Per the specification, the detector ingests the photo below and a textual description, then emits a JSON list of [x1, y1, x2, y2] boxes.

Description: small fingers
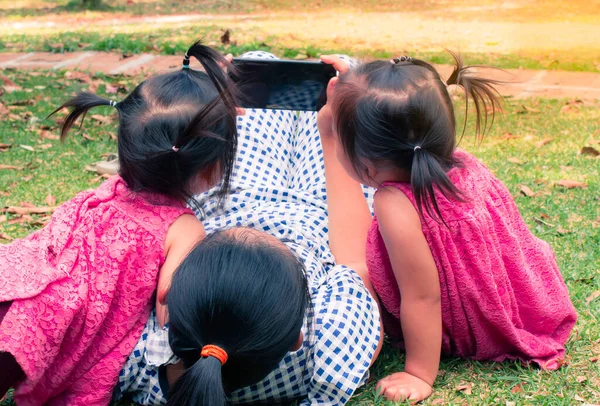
[[320, 54, 350, 74]]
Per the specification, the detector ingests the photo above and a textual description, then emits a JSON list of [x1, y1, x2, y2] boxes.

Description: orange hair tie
[[200, 344, 228, 365]]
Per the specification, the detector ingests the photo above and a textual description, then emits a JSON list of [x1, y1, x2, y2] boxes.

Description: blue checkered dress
[[114, 52, 380, 406]]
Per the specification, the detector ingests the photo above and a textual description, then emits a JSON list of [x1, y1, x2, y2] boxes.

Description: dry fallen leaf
[[90, 114, 112, 125], [535, 137, 553, 148], [40, 130, 60, 140], [520, 105, 540, 114], [39, 143, 53, 150], [46, 193, 56, 206], [0, 215, 6, 223], [105, 84, 118, 94], [430, 399, 444, 405], [502, 132, 519, 140], [0, 164, 23, 170], [508, 157, 525, 165], [0, 232, 12, 241], [19, 202, 36, 208], [520, 185, 536, 197], [587, 291, 600, 304], [455, 383, 472, 395], [20, 144, 35, 152], [82, 133, 96, 141], [576, 376, 587, 383], [8, 214, 33, 224], [511, 384, 524, 394], [0, 143, 12, 151], [557, 180, 588, 189], [581, 146, 600, 157], [3, 206, 57, 215], [0, 102, 9, 115], [590, 356, 599, 363]]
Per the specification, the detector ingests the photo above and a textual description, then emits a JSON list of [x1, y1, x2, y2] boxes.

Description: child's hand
[[316, 55, 350, 139], [376, 371, 433, 404]]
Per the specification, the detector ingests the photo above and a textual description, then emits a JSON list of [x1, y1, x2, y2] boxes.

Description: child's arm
[[318, 57, 384, 362], [374, 186, 442, 404], [156, 214, 206, 326]]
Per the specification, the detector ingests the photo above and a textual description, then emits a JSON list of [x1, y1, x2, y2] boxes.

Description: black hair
[[332, 51, 503, 222], [166, 229, 310, 406], [50, 40, 239, 205]]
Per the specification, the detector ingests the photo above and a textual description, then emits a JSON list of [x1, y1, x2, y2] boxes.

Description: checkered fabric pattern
[[114, 51, 379, 406]]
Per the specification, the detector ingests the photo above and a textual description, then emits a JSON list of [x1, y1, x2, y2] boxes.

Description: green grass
[[1, 71, 600, 405], [1, 23, 599, 73]]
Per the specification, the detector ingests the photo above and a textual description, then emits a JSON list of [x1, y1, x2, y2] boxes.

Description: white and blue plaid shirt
[[114, 60, 380, 405]]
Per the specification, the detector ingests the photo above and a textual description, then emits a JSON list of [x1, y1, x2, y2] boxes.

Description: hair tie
[[391, 56, 412, 64], [171, 146, 179, 152], [200, 344, 228, 365], [182, 51, 191, 69], [109, 100, 117, 108], [413, 145, 422, 152]]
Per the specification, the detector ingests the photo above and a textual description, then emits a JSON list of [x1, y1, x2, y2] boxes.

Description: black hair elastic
[[182, 52, 190, 69], [391, 56, 413, 64]]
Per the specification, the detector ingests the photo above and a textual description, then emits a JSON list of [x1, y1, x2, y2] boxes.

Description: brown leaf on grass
[[508, 157, 525, 165], [50, 43, 64, 50], [535, 137, 553, 148], [502, 132, 519, 139], [430, 399, 445, 405], [511, 384, 524, 394], [520, 185, 536, 197], [455, 383, 472, 395], [90, 115, 112, 125], [8, 214, 33, 224], [560, 104, 581, 114], [82, 133, 96, 141], [0, 232, 12, 241], [1, 75, 22, 93], [19, 202, 36, 208], [0, 215, 6, 223], [0, 164, 23, 170], [0, 143, 11, 151], [519, 105, 540, 114], [587, 291, 600, 304], [10, 98, 35, 106], [590, 356, 599, 363], [3, 206, 57, 215], [89, 174, 112, 183], [581, 146, 600, 157], [0, 102, 9, 114], [20, 144, 34, 152], [45, 193, 56, 206], [105, 84, 118, 94], [39, 143, 53, 150], [557, 180, 588, 189], [64, 71, 93, 84], [577, 376, 587, 383], [40, 130, 60, 140]]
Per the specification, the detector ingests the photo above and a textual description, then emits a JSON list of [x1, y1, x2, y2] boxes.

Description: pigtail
[[175, 41, 239, 203], [411, 147, 464, 223], [445, 50, 503, 141], [49, 92, 116, 141], [167, 356, 226, 406]]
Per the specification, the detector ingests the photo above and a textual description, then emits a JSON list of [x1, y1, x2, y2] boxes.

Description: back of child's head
[[166, 228, 310, 406], [332, 52, 503, 220], [52, 41, 238, 203]]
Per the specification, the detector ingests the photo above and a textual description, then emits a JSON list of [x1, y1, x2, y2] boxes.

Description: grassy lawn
[[1, 0, 600, 73], [1, 66, 599, 404]]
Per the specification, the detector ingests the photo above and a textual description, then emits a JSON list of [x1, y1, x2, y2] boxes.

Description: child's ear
[[364, 160, 378, 180], [157, 285, 169, 305], [290, 332, 303, 351]]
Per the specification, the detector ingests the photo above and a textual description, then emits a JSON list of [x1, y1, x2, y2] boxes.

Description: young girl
[[320, 52, 578, 403], [114, 51, 383, 406], [0, 42, 240, 405]]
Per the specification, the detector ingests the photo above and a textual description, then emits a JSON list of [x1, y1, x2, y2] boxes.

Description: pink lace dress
[[0, 176, 192, 405], [366, 150, 577, 369]]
